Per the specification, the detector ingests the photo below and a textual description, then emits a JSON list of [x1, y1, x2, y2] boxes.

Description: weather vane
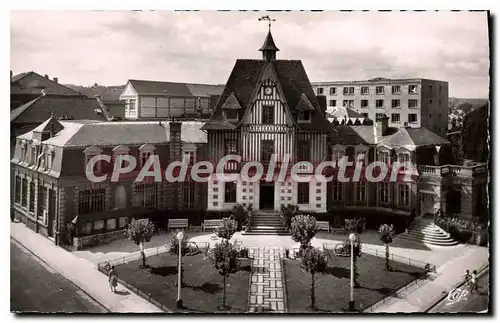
[[258, 15, 276, 31]]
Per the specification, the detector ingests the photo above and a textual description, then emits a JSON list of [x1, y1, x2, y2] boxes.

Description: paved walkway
[[10, 222, 164, 313], [247, 248, 286, 313], [365, 245, 489, 313]]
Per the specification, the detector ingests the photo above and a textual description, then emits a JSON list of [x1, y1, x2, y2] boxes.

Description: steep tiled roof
[[333, 125, 376, 146], [259, 31, 280, 52], [11, 71, 84, 96], [25, 120, 207, 147], [11, 95, 108, 124], [128, 80, 224, 97], [380, 127, 449, 148], [203, 59, 332, 132]]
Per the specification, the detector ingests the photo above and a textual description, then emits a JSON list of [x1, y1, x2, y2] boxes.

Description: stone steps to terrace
[[396, 218, 459, 246]]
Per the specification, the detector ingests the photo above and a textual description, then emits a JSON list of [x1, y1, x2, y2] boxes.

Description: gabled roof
[[11, 71, 84, 96], [327, 106, 364, 119], [11, 95, 108, 124], [126, 79, 224, 97], [203, 59, 332, 132], [332, 125, 376, 146], [296, 94, 315, 111], [259, 30, 280, 52], [380, 127, 450, 148]]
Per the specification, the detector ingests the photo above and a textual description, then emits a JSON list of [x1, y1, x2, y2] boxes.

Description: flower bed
[[435, 216, 488, 246]]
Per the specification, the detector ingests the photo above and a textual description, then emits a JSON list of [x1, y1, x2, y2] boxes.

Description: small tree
[[211, 240, 239, 310], [290, 214, 318, 253], [379, 224, 395, 271], [231, 204, 250, 230], [215, 217, 238, 242], [301, 247, 327, 310], [280, 204, 300, 231], [124, 218, 156, 268]]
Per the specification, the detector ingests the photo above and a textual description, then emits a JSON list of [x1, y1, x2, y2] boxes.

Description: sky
[[10, 10, 490, 98]]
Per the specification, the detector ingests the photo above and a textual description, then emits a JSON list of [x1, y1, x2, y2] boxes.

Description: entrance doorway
[[420, 193, 434, 217], [260, 183, 274, 210]]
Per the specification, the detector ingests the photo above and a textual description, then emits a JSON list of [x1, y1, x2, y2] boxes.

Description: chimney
[[53, 77, 58, 83], [44, 74, 49, 79], [316, 95, 327, 115], [375, 115, 389, 139]]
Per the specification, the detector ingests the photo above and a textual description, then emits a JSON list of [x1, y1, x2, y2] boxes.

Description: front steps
[[396, 218, 459, 246], [243, 211, 289, 235]]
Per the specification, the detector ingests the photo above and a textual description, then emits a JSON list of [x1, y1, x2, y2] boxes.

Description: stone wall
[[72, 229, 126, 250]]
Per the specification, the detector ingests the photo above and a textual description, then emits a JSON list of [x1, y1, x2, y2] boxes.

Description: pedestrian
[[464, 269, 471, 286], [108, 266, 118, 293], [470, 270, 478, 293]]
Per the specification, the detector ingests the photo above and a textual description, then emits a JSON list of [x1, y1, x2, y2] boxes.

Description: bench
[[316, 221, 331, 233], [167, 218, 189, 231], [202, 219, 223, 232]]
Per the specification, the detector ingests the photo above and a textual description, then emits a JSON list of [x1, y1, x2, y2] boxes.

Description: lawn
[[115, 252, 251, 313], [284, 253, 426, 313]]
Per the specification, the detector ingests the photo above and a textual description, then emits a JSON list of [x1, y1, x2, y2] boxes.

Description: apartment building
[[312, 78, 449, 137]]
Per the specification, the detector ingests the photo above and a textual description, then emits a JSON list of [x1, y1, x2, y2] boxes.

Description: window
[[224, 181, 236, 203], [140, 151, 152, 167], [361, 100, 369, 108], [355, 151, 367, 165], [20, 142, 27, 162], [47, 149, 54, 170], [332, 150, 345, 163], [392, 85, 401, 95], [408, 99, 418, 109], [343, 87, 355, 96], [333, 181, 343, 201], [81, 222, 92, 235], [398, 153, 411, 165], [298, 140, 310, 161], [15, 177, 21, 204], [329, 100, 336, 107], [391, 113, 400, 123], [357, 182, 366, 201], [183, 151, 196, 166], [37, 186, 48, 223], [182, 181, 195, 209], [31, 146, 37, 166], [329, 87, 336, 95], [78, 188, 106, 214], [21, 178, 27, 207], [378, 150, 390, 165], [399, 184, 409, 206], [361, 86, 369, 95], [408, 113, 418, 123], [224, 138, 237, 155], [361, 113, 369, 118], [298, 111, 311, 122], [317, 87, 324, 95], [93, 220, 105, 231], [380, 182, 389, 204], [261, 140, 274, 162], [29, 181, 35, 213], [408, 85, 418, 94], [343, 100, 354, 108], [392, 99, 400, 108], [262, 105, 274, 124], [376, 100, 384, 108], [224, 110, 238, 121], [376, 86, 385, 95], [136, 183, 157, 212], [126, 99, 136, 113], [298, 183, 309, 204], [106, 218, 116, 231], [85, 146, 104, 173], [429, 99, 433, 106], [119, 217, 129, 228]]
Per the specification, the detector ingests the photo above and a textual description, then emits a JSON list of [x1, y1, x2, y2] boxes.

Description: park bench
[[316, 221, 331, 233], [202, 219, 223, 232], [167, 218, 189, 231]]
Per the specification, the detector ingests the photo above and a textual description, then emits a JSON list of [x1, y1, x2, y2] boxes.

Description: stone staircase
[[396, 218, 459, 246], [243, 211, 289, 235]]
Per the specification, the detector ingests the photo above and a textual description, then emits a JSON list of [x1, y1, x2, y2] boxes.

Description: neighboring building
[[461, 103, 489, 164], [10, 71, 84, 110], [119, 80, 224, 120], [202, 28, 332, 217], [64, 84, 127, 120], [311, 78, 449, 137], [11, 118, 208, 249]]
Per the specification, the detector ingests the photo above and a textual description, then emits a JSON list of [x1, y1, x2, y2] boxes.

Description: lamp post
[[176, 230, 184, 309], [348, 233, 356, 312]]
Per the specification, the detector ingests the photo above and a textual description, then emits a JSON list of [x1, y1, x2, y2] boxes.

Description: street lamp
[[176, 230, 184, 309], [348, 233, 356, 312]]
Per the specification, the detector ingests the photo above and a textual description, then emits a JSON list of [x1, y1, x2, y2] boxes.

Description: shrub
[[301, 247, 328, 309], [290, 214, 318, 249], [215, 217, 238, 242], [168, 233, 200, 256], [124, 218, 156, 268], [231, 204, 253, 230], [280, 204, 300, 231], [344, 217, 366, 234]]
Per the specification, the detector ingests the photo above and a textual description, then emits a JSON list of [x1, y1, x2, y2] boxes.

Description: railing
[[418, 163, 488, 178]]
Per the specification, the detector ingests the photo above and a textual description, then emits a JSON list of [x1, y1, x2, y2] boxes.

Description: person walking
[[470, 270, 478, 293], [108, 266, 118, 293], [464, 269, 471, 286]]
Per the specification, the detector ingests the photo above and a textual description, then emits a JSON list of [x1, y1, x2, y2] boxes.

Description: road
[[428, 269, 489, 313], [10, 239, 107, 313]]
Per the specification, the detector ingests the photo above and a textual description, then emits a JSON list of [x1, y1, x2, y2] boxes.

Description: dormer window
[[47, 148, 54, 170], [298, 110, 312, 122], [84, 146, 104, 173], [224, 110, 238, 121], [20, 141, 27, 162], [30, 144, 38, 166], [112, 145, 131, 169], [139, 144, 155, 168]]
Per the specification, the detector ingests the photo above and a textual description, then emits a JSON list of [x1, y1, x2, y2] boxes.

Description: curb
[[423, 263, 489, 313], [10, 236, 111, 313]]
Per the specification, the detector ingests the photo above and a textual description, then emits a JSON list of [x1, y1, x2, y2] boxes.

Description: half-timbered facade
[[202, 29, 332, 214]]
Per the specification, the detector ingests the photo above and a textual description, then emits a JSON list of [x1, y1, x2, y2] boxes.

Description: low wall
[[73, 229, 126, 250]]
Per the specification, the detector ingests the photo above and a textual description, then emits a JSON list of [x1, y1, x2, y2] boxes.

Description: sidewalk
[[11, 222, 164, 313], [365, 245, 489, 313]]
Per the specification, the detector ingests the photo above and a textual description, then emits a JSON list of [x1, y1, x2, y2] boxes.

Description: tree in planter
[[301, 246, 327, 310], [290, 214, 318, 256], [344, 218, 364, 287], [379, 224, 395, 271], [124, 218, 156, 268], [280, 204, 300, 231], [210, 240, 239, 310], [231, 204, 251, 231], [215, 217, 238, 242]]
